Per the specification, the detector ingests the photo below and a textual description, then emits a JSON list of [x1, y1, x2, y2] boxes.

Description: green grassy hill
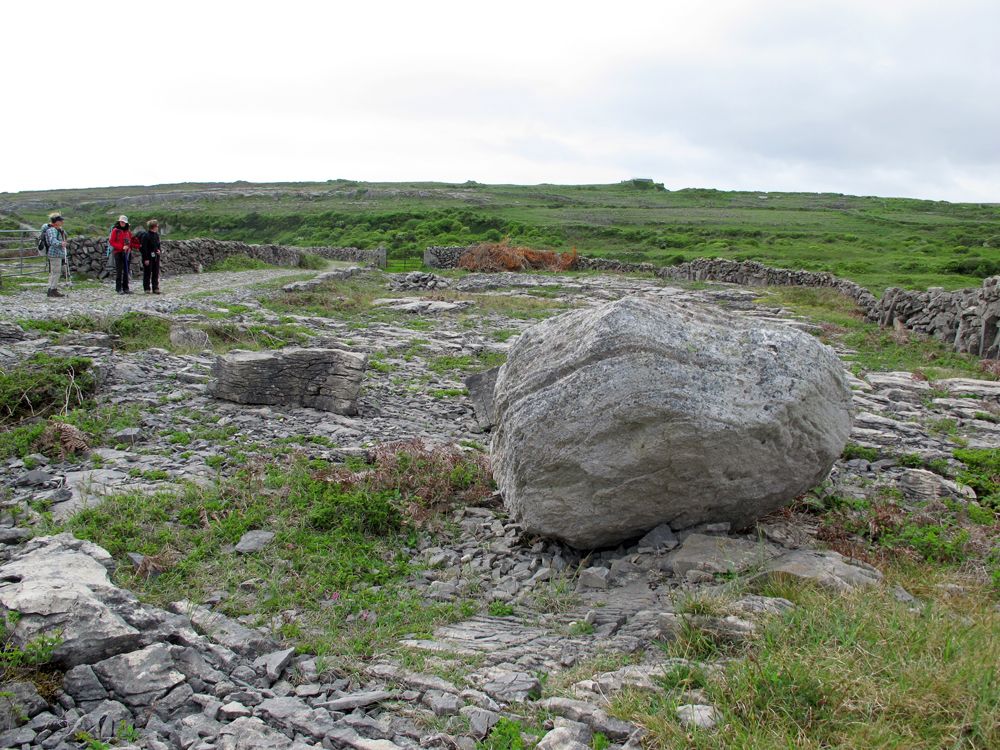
[[3, 179, 998, 292]]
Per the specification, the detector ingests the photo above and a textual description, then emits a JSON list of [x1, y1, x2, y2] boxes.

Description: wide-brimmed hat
[[118, 215, 129, 223]]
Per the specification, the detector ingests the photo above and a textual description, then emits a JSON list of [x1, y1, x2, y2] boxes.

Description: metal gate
[[0, 229, 48, 286]]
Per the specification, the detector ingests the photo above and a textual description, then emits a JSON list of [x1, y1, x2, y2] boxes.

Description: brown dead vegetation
[[314, 439, 494, 524], [457, 240, 577, 273]]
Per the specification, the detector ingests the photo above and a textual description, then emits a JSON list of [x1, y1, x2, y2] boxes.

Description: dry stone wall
[[63, 238, 385, 278], [655, 258, 879, 310], [422, 245, 1000, 358], [869, 278, 1000, 358], [423, 246, 469, 268]]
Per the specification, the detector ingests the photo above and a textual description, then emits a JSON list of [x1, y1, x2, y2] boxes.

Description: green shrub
[[841, 443, 878, 461], [298, 252, 327, 270], [488, 600, 515, 617], [478, 719, 529, 750], [107, 312, 170, 351], [0, 353, 96, 425], [1, 612, 62, 695], [953, 448, 1000, 506]]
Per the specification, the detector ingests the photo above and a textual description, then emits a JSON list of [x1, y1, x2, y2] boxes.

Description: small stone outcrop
[[0, 535, 178, 668], [208, 347, 366, 415], [491, 296, 853, 548], [169, 325, 211, 350]]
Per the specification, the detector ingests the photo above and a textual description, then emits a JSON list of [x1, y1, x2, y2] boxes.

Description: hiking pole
[[63, 245, 72, 286]]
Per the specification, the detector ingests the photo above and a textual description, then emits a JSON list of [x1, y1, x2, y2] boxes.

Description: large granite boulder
[[208, 347, 366, 415], [491, 297, 852, 548]]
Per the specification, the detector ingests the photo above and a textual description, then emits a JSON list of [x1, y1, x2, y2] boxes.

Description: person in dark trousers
[[43, 213, 68, 298], [140, 219, 162, 294], [109, 215, 133, 294]]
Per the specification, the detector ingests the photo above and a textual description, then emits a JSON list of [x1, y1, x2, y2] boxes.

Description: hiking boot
[[47, 288, 65, 298], [153, 289, 162, 294]]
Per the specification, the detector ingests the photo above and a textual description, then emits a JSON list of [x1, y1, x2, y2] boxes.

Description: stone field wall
[[869, 278, 1000, 358], [63, 237, 385, 277], [53, 238, 1000, 358]]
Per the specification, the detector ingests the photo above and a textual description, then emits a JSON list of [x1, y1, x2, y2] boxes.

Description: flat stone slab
[[235, 530, 275, 554], [755, 549, 883, 591], [371, 298, 470, 313], [170, 600, 277, 657], [668, 533, 779, 576], [475, 668, 542, 703], [54, 469, 130, 520], [319, 690, 395, 712], [677, 704, 721, 729]]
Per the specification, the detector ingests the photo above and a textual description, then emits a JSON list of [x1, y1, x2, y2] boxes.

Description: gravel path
[[0, 267, 317, 320]]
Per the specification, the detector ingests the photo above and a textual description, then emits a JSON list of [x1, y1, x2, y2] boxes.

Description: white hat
[[119, 215, 128, 223]]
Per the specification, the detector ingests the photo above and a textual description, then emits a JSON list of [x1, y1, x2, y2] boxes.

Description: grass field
[[3, 180, 999, 292]]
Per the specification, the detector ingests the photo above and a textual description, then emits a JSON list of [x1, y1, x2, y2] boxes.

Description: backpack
[[37, 224, 51, 255]]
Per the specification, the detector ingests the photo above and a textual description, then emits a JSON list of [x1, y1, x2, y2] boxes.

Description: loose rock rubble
[[388, 272, 451, 291]]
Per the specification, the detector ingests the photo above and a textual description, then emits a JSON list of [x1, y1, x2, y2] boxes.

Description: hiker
[[109, 215, 133, 294], [43, 213, 68, 298], [139, 219, 162, 294]]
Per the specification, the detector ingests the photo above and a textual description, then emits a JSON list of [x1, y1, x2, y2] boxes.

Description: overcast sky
[[5, 0, 998, 201]]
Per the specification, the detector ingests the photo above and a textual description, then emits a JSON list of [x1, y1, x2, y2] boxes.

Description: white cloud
[[3, 0, 997, 200]]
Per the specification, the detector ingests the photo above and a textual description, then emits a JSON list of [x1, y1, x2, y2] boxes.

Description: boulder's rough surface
[[209, 347, 366, 415], [492, 297, 852, 547]]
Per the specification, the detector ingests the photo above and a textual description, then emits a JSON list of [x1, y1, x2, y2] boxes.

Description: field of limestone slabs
[[0, 260, 997, 749]]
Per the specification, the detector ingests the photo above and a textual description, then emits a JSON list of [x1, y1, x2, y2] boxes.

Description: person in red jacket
[[109, 215, 133, 294]]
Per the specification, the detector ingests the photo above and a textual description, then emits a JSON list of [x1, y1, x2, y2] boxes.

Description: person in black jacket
[[139, 219, 162, 294]]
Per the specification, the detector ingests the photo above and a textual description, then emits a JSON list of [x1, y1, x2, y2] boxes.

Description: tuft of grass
[[477, 718, 533, 750], [428, 351, 506, 375], [431, 388, 468, 399], [107, 312, 171, 351], [208, 254, 276, 272], [612, 567, 999, 749], [842, 443, 879, 462], [656, 662, 711, 692], [297, 252, 328, 270], [16, 314, 101, 334], [200, 321, 311, 352]]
